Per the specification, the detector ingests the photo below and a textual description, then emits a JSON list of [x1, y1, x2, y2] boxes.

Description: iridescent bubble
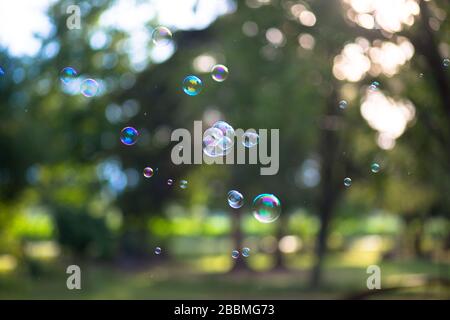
[[443, 58, 450, 68], [252, 194, 281, 223], [227, 190, 244, 209], [344, 177, 352, 187], [203, 127, 224, 157], [369, 81, 380, 91], [152, 26, 172, 46], [60, 67, 77, 85], [120, 126, 139, 145], [242, 247, 250, 257], [339, 100, 348, 110], [242, 132, 259, 148], [80, 78, 99, 97], [154, 247, 162, 255], [211, 64, 229, 82], [231, 250, 239, 259], [182, 75, 203, 96], [217, 136, 233, 152], [213, 121, 235, 138], [180, 180, 188, 189], [371, 163, 380, 173], [167, 179, 174, 186], [143, 167, 154, 178]]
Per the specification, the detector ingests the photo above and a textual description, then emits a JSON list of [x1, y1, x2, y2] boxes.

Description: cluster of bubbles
[[203, 121, 235, 157], [60, 67, 99, 97], [227, 190, 244, 209], [252, 194, 281, 223], [231, 247, 251, 259], [339, 100, 348, 110], [211, 64, 229, 82], [143, 167, 154, 178], [120, 126, 139, 145], [182, 75, 203, 96], [152, 26, 173, 46]]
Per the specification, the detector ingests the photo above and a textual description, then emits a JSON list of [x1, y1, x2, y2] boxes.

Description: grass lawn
[[0, 257, 448, 299]]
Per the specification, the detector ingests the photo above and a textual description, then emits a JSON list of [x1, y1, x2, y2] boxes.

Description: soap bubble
[[443, 58, 450, 68], [154, 247, 162, 255], [252, 194, 281, 223], [242, 247, 250, 257], [60, 67, 77, 84], [242, 132, 259, 148], [167, 179, 174, 186], [180, 180, 188, 189], [339, 100, 348, 110], [231, 250, 239, 259], [211, 64, 229, 82], [143, 167, 154, 178], [0, 66, 5, 76], [80, 78, 99, 97], [152, 26, 172, 46], [371, 163, 380, 173], [203, 127, 224, 157], [369, 81, 380, 91], [344, 177, 352, 187], [182, 75, 203, 96], [120, 126, 139, 145], [213, 121, 235, 138], [227, 190, 244, 209]]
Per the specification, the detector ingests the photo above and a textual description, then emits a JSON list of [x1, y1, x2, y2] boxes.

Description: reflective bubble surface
[[252, 194, 281, 223], [339, 100, 348, 110], [211, 64, 229, 82], [242, 247, 250, 257], [180, 180, 188, 189], [182, 75, 203, 96], [242, 132, 259, 148], [227, 190, 244, 209], [60, 67, 77, 84], [80, 78, 99, 97], [371, 163, 380, 173], [154, 247, 161, 255], [231, 250, 239, 259], [143, 167, 154, 178], [120, 127, 139, 145], [152, 26, 172, 46], [344, 177, 352, 187]]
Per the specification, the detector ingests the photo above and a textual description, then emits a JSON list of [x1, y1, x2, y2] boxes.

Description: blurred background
[[0, 0, 449, 299]]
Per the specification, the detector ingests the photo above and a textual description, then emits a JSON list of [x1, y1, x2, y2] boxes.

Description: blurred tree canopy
[[0, 0, 449, 289]]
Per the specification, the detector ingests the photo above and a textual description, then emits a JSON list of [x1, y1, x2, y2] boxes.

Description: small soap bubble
[[182, 75, 203, 96], [227, 190, 244, 209], [443, 58, 450, 68], [252, 194, 281, 223], [143, 167, 154, 178], [211, 64, 229, 82], [242, 132, 259, 148], [369, 81, 380, 91], [167, 179, 174, 186], [80, 78, 99, 97], [242, 247, 250, 257], [231, 250, 240, 259], [339, 100, 348, 110], [344, 177, 352, 187], [180, 180, 188, 189], [371, 163, 380, 173], [154, 247, 162, 255], [60, 67, 77, 84], [120, 126, 139, 145], [152, 26, 172, 46]]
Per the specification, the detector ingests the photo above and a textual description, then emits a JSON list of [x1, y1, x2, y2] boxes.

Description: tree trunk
[[310, 86, 340, 288]]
